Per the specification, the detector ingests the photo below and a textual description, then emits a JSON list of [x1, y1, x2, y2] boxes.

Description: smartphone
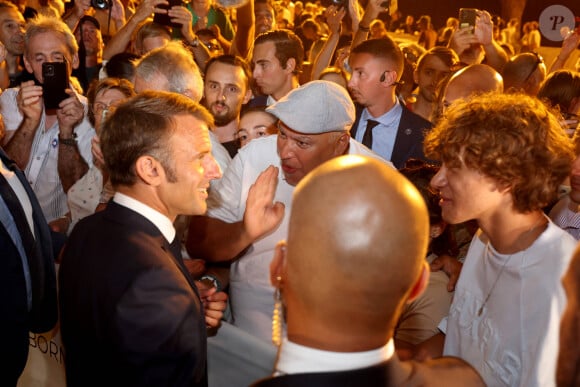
[[153, 0, 184, 29], [459, 8, 477, 33], [42, 61, 69, 110]]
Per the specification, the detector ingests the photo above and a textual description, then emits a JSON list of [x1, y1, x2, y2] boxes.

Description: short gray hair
[[134, 41, 203, 102]]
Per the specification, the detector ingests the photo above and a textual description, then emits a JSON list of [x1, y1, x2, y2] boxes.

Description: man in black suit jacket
[[348, 38, 432, 169], [0, 145, 57, 386], [59, 92, 227, 387], [252, 155, 484, 387]]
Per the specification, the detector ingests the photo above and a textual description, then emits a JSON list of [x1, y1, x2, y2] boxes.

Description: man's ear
[[381, 70, 397, 86], [283, 58, 296, 74], [242, 87, 253, 105], [406, 261, 429, 303], [70, 52, 80, 70], [23, 55, 33, 74], [270, 241, 287, 287], [333, 132, 350, 156], [134, 155, 164, 186]]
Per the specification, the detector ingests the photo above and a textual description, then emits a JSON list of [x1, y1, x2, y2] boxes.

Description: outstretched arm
[[351, 0, 383, 49], [550, 31, 580, 73], [103, 0, 166, 59], [187, 165, 285, 262], [310, 5, 345, 81], [229, 0, 254, 59]]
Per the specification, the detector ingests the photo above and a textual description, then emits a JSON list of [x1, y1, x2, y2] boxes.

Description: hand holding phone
[[153, 0, 184, 28], [459, 8, 477, 33], [42, 61, 69, 110]]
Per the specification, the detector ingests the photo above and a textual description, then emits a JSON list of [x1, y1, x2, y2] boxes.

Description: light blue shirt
[[354, 100, 403, 162]]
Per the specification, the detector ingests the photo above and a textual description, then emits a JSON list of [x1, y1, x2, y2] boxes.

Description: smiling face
[[276, 122, 348, 186], [159, 114, 222, 219]]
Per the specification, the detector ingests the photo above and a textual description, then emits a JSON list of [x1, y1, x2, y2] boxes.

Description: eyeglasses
[[523, 51, 544, 83]]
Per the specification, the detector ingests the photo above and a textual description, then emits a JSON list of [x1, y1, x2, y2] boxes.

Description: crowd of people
[[1, 0, 580, 386]]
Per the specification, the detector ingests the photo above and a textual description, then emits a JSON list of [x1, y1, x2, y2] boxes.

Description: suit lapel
[[105, 202, 201, 298]]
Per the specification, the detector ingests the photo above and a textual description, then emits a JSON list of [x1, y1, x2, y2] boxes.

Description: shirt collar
[[275, 338, 395, 375], [113, 192, 175, 242], [362, 98, 402, 127]]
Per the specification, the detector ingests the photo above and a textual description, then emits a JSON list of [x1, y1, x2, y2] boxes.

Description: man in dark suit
[[0, 141, 58, 386], [252, 155, 484, 387], [348, 38, 432, 169], [58, 91, 227, 387]]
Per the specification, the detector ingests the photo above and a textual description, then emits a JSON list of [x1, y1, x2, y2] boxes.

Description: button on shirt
[[354, 99, 403, 162], [0, 87, 95, 222]]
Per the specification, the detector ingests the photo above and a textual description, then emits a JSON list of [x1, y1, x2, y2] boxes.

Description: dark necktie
[[0, 169, 36, 262], [362, 119, 379, 149]]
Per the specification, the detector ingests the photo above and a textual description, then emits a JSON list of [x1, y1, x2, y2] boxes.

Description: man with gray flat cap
[[187, 80, 390, 342]]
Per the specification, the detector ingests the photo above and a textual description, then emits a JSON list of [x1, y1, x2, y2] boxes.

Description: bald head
[[281, 155, 429, 350], [502, 52, 546, 96], [444, 64, 503, 106]]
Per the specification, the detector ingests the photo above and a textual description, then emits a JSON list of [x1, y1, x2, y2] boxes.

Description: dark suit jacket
[[59, 201, 207, 387], [350, 103, 432, 169], [0, 147, 57, 385], [251, 355, 485, 387]]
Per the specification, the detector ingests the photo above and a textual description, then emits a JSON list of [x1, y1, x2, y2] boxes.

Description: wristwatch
[[199, 274, 221, 292], [187, 36, 200, 48]]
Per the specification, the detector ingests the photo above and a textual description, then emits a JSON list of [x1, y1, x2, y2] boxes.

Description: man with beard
[[202, 55, 252, 157], [347, 38, 432, 169], [0, 1, 27, 89], [407, 47, 458, 122]]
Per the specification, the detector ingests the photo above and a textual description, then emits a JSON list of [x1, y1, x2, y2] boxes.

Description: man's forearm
[[103, 14, 143, 60], [483, 40, 508, 72], [4, 117, 39, 169], [186, 215, 254, 262], [57, 140, 89, 193]]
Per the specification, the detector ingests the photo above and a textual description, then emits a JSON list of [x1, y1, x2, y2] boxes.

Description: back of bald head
[[502, 52, 542, 92], [446, 64, 504, 102], [286, 155, 429, 333]]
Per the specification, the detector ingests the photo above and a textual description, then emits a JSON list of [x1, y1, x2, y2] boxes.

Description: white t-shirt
[[208, 135, 389, 342], [440, 220, 576, 387]]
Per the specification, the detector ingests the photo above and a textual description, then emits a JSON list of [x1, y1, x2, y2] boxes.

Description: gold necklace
[[477, 217, 547, 317]]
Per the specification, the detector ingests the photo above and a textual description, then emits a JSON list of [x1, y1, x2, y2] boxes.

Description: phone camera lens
[[91, 0, 112, 10]]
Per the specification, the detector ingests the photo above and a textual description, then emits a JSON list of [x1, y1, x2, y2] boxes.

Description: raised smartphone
[[153, 0, 184, 29], [459, 8, 477, 33], [42, 61, 69, 110]]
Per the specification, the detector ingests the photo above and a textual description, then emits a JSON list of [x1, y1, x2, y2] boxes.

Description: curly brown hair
[[424, 92, 574, 213]]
